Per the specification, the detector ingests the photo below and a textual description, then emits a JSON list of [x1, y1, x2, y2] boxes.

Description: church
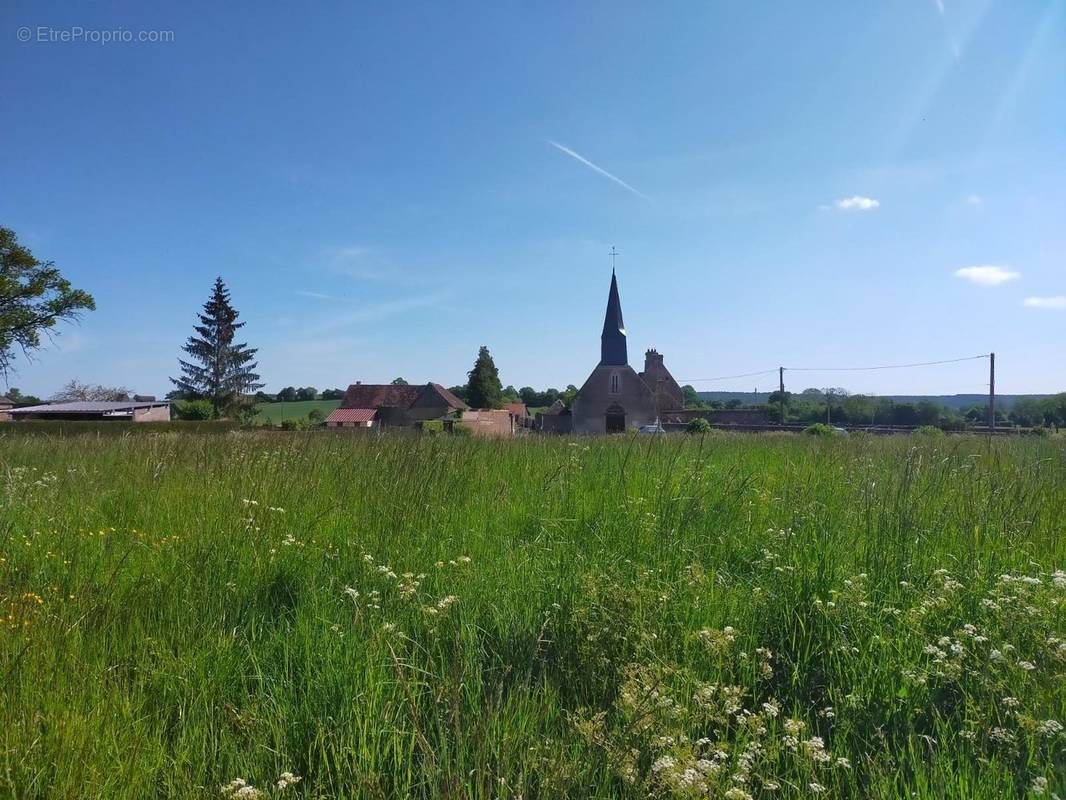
[[570, 271, 685, 434]]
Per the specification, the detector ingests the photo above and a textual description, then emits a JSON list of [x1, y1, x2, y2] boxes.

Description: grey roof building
[[10, 400, 171, 422]]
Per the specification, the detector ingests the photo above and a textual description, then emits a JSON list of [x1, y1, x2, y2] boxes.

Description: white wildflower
[[651, 755, 676, 772], [989, 727, 1016, 746], [276, 772, 301, 790], [1038, 719, 1063, 737]]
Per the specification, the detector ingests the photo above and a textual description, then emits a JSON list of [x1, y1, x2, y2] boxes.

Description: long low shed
[[9, 401, 171, 422]]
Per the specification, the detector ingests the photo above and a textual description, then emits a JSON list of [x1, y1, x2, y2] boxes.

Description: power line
[[678, 369, 779, 383], [784, 355, 988, 373]]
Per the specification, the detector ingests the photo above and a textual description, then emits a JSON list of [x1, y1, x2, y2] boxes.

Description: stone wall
[[458, 409, 515, 437], [131, 405, 172, 422]]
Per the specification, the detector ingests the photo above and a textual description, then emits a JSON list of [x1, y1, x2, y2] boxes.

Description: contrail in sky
[[547, 140, 649, 200]]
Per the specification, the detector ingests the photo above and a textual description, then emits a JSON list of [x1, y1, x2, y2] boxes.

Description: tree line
[[682, 386, 1066, 430]]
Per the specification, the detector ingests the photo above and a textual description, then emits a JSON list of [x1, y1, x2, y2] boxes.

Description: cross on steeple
[[609, 246, 619, 272]]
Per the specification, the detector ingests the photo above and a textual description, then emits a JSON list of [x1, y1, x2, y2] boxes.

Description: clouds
[[954, 266, 1020, 286], [547, 140, 649, 200], [1022, 296, 1066, 310], [835, 195, 880, 211], [954, 267, 1064, 311]]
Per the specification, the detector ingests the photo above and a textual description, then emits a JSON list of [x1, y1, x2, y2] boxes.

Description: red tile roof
[[326, 408, 377, 423], [505, 403, 528, 417], [416, 383, 469, 411], [339, 384, 420, 409]]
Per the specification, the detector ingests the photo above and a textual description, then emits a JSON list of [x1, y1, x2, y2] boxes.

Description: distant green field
[[254, 399, 340, 424]]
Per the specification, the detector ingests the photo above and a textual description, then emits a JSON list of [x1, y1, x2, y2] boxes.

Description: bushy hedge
[[803, 423, 836, 436], [685, 418, 712, 434], [172, 399, 214, 420], [914, 425, 945, 437], [1, 420, 240, 435]]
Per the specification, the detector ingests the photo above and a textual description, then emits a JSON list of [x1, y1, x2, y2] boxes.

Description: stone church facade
[[570, 272, 684, 434]]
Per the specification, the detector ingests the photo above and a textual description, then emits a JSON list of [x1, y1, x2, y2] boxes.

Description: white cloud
[[835, 195, 880, 211], [296, 290, 337, 301], [954, 265, 1020, 286], [1023, 296, 1066, 309], [547, 140, 649, 200], [965, 194, 983, 206]]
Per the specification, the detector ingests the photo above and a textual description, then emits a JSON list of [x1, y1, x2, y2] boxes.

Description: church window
[[610, 372, 620, 394]]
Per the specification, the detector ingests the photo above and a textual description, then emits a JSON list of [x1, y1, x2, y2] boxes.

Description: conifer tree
[[171, 278, 263, 416], [465, 345, 503, 409]]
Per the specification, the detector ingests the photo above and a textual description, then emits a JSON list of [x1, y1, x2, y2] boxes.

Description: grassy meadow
[[1, 431, 1064, 799], [254, 400, 341, 425]]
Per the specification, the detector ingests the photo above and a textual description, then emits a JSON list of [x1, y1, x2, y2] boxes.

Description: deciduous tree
[[0, 227, 95, 378], [51, 379, 130, 402]]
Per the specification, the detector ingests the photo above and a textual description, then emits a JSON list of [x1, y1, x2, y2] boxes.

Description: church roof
[[600, 270, 628, 366]]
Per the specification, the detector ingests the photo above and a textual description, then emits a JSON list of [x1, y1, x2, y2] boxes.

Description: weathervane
[[609, 245, 619, 272]]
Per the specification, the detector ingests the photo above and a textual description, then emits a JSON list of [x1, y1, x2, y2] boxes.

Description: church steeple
[[600, 269, 628, 366]]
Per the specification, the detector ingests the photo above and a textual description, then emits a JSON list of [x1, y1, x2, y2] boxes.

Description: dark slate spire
[[600, 269, 628, 366]]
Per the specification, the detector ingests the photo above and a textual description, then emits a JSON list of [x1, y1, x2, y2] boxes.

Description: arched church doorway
[[605, 403, 626, 434]]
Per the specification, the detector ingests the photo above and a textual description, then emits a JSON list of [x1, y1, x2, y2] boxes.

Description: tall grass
[[1, 432, 1063, 799]]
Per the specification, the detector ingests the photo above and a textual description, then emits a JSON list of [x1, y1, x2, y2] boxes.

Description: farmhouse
[[10, 400, 171, 422], [325, 382, 468, 428], [570, 272, 685, 434]]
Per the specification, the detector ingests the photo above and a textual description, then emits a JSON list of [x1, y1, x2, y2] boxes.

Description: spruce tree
[[171, 277, 263, 416], [465, 345, 503, 409]]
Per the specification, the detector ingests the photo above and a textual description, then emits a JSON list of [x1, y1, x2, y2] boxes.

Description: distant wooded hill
[[696, 391, 1052, 410]]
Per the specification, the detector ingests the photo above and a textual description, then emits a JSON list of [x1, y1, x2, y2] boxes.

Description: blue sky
[[2, 1, 1064, 398]]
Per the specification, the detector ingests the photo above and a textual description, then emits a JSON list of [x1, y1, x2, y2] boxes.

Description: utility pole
[[779, 367, 785, 425], [988, 352, 996, 433], [825, 388, 832, 425]]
